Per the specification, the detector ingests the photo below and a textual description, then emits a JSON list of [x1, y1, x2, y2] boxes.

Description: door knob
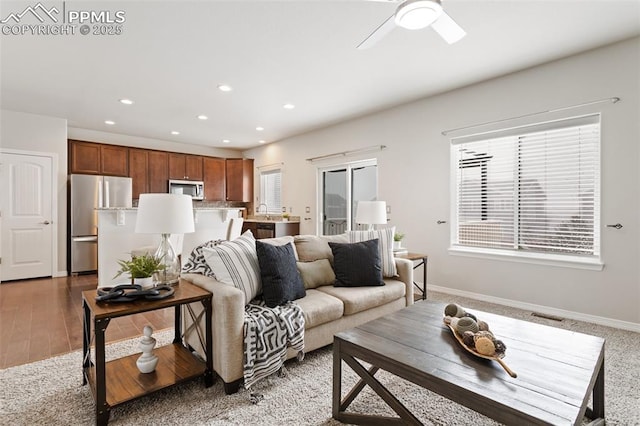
[[40, 221, 51, 225]]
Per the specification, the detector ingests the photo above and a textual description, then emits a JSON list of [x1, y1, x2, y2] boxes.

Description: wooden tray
[[444, 320, 517, 378]]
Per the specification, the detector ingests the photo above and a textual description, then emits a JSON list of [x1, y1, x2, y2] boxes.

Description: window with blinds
[[259, 169, 282, 214], [452, 114, 600, 259]]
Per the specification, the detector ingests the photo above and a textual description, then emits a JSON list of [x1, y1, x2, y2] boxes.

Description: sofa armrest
[[394, 258, 414, 306], [181, 273, 246, 383]]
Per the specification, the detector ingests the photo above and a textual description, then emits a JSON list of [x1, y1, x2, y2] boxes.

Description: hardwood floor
[[0, 274, 174, 370]]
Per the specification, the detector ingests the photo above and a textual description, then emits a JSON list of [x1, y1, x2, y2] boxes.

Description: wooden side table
[[394, 252, 428, 300], [82, 279, 213, 425]]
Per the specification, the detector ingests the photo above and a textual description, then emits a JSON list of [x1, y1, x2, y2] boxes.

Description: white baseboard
[[429, 284, 640, 333], [54, 270, 68, 278]]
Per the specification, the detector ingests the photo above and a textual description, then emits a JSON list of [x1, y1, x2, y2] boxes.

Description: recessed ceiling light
[[256, 126, 264, 131], [283, 103, 295, 110], [197, 115, 208, 120], [222, 139, 231, 144], [258, 140, 266, 144], [171, 131, 180, 135], [119, 99, 134, 105], [217, 84, 233, 92], [104, 120, 115, 125]]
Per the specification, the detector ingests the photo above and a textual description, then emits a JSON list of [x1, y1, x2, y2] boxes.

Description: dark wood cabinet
[[169, 153, 203, 181], [100, 145, 128, 176], [226, 159, 253, 202], [148, 151, 169, 193], [203, 157, 226, 201], [69, 140, 128, 176], [241, 221, 300, 239], [128, 148, 149, 199], [69, 140, 101, 174]]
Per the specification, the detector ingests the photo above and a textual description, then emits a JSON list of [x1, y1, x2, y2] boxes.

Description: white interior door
[[0, 152, 54, 281]]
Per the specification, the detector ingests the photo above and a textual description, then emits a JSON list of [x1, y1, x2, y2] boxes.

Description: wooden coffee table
[[333, 301, 605, 425]]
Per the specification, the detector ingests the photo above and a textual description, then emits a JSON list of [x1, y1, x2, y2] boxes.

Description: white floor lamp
[[135, 194, 195, 285]]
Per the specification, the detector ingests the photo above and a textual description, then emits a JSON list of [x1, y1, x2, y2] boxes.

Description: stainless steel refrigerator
[[70, 174, 132, 273]]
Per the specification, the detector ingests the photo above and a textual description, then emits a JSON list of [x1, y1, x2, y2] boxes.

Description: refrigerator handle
[[98, 179, 103, 208], [104, 180, 110, 208]]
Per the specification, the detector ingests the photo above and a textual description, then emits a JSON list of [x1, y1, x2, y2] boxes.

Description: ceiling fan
[[358, 0, 466, 49]]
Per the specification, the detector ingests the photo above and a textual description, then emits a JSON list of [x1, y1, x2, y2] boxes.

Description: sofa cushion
[[256, 241, 306, 308], [329, 239, 384, 287], [296, 259, 336, 289], [202, 231, 261, 304], [348, 227, 397, 278], [259, 235, 299, 260], [294, 234, 348, 263], [317, 279, 406, 315], [294, 289, 344, 329]]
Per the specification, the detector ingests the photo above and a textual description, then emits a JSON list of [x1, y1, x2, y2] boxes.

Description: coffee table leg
[[332, 339, 342, 420], [592, 358, 605, 419]]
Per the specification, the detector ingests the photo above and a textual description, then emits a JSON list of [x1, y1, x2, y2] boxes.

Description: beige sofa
[[181, 233, 414, 394]]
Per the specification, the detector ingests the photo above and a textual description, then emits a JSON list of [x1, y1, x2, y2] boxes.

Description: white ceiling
[[1, 0, 639, 150]]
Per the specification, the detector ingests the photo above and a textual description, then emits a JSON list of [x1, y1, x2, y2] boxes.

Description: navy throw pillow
[[256, 241, 306, 308], [329, 239, 384, 287]]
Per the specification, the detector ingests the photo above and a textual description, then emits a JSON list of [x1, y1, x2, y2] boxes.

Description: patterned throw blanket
[[183, 241, 305, 388]]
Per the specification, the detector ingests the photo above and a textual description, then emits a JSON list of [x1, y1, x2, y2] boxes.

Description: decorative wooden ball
[[475, 336, 496, 356]]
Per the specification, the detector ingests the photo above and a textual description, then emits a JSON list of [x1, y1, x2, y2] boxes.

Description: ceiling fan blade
[[357, 13, 397, 49], [431, 11, 466, 44]]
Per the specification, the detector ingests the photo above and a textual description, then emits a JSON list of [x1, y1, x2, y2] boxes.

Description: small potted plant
[[282, 212, 290, 222], [393, 232, 405, 250], [114, 253, 164, 288]]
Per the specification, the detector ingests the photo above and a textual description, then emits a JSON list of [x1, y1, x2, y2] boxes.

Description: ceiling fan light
[[395, 0, 443, 30]]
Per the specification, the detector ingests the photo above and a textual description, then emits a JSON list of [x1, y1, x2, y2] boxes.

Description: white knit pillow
[[202, 230, 261, 304], [347, 227, 397, 278]]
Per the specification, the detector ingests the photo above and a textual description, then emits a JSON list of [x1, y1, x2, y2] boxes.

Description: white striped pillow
[[202, 230, 261, 304], [347, 227, 397, 278]]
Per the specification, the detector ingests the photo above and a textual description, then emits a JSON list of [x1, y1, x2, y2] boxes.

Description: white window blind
[[260, 169, 282, 214], [452, 115, 600, 258]]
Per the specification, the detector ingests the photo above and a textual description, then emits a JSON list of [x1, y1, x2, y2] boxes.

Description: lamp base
[[154, 233, 181, 286]]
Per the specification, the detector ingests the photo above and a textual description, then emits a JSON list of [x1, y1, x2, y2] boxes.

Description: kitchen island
[[96, 207, 241, 287]]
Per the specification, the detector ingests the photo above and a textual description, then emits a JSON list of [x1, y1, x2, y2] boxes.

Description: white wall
[[0, 110, 68, 276], [244, 37, 640, 328]]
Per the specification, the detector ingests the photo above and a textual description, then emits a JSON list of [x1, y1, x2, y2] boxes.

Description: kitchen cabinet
[[226, 159, 253, 202], [100, 145, 129, 176], [203, 157, 226, 201], [241, 221, 300, 239], [148, 150, 169, 193], [69, 140, 128, 176], [128, 148, 149, 199], [169, 153, 203, 181], [69, 140, 101, 174]]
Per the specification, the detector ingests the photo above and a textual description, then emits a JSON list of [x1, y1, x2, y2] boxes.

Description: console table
[[82, 280, 213, 425]]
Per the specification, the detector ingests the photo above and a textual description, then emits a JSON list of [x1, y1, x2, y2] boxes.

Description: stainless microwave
[[168, 179, 204, 200]]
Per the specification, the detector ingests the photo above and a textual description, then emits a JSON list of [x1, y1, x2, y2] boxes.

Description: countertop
[[244, 216, 300, 224]]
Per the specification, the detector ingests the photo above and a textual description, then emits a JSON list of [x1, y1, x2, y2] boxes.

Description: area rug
[[1, 291, 639, 425]]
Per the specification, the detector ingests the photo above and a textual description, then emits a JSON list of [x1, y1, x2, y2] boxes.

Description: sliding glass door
[[319, 160, 378, 235]]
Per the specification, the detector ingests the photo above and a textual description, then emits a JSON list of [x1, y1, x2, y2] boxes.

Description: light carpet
[[1, 291, 639, 425]]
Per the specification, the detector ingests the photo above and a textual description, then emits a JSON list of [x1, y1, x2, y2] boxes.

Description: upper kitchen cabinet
[[169, 153, 203, 181], [148, 150, 169, 193], [100, 145, 129, 176], [203, 157, 226, 201], [226, 158, 253, 202], [69, 140, 128, 176], [128, 148, 149, 199], [69, 140, 101, 174]]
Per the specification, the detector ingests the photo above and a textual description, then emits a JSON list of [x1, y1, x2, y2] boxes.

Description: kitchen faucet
[[257, 203, 269, 219]]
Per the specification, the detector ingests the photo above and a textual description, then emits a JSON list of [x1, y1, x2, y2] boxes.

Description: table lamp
[[135, 194, 195, 285], [355, 201, 387, 230]]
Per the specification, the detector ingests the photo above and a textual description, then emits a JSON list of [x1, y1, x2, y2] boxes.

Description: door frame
[[0, 148, 59, 280], [316, 159, 377, 235]]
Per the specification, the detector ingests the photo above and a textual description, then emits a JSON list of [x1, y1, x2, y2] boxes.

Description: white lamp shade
[[355, 201, 387, 225], [135, 194, 195, 234]]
